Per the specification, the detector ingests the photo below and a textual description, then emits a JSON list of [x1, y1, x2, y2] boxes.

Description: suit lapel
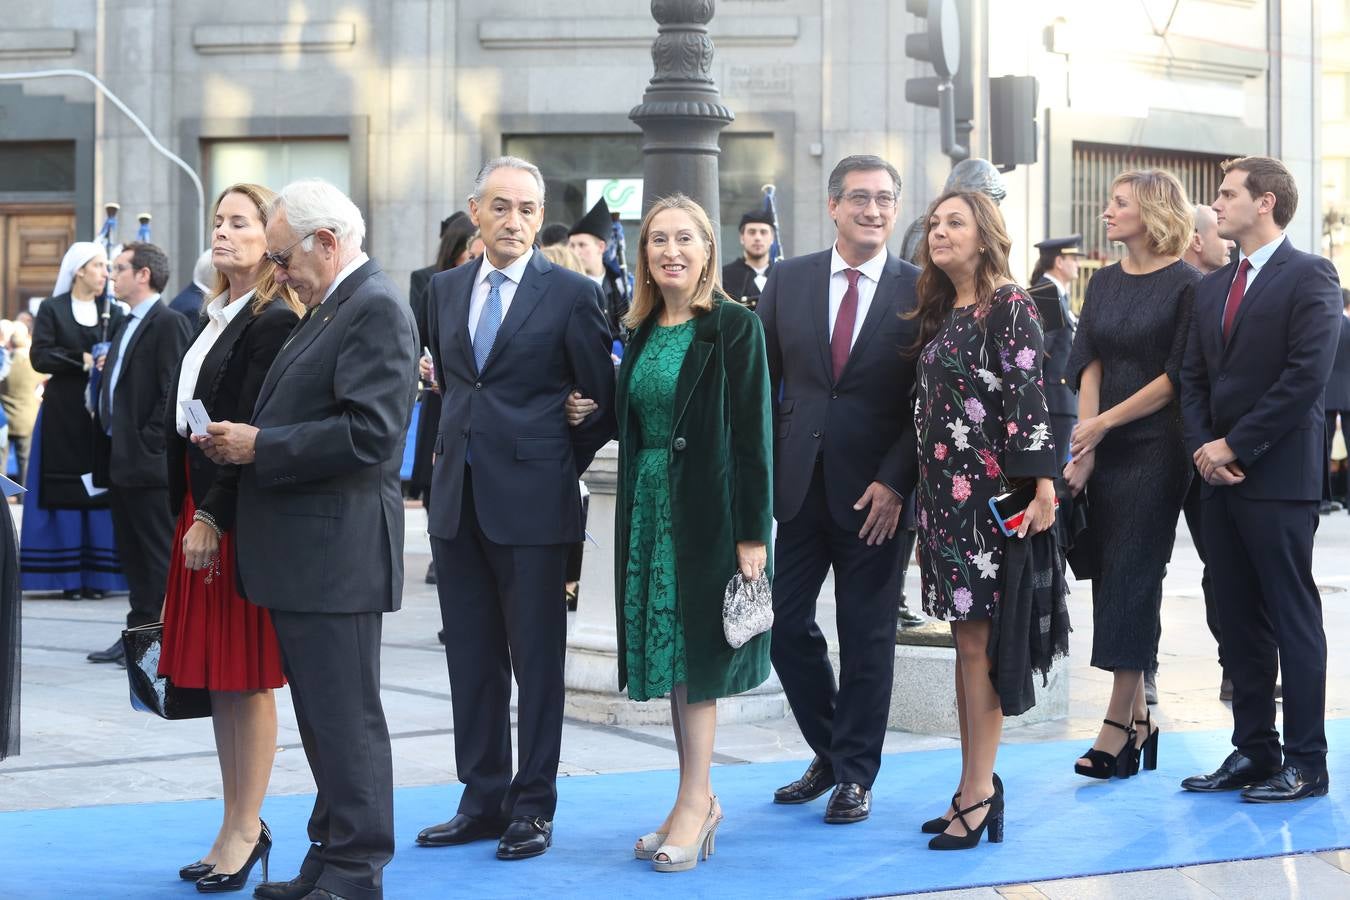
[[809, 253, 833, 382], [840, 254, 900, 380], [479, 253, 549, 376], [451, 259, 481, 376], [254, 260, 377, 415], [616, 315, 656, 432], [672, 304, 720, 430], [1225, 238, 1291, 349], [193, 301, 252, 399]]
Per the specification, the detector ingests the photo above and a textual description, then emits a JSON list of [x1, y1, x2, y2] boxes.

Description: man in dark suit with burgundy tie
[[1180, 156, 1341, 803], [757, 155, 920, 823], [417, 157, 616, 860]]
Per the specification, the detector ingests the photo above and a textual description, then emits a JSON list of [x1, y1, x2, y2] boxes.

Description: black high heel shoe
[[1073, 718, 1137, 779], [1135, 711, 1160, 773], [179, 861, 214, 881], [928, 792, 1004, 850], [195, 820, 271, 893], [921, 772, 1003, 834]]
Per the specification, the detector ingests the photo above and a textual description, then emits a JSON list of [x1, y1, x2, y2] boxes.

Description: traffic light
[[904, 0, 966, 159], [989, 75, 1038, 170]]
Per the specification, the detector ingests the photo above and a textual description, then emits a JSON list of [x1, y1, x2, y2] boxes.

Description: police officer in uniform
[[1028, 235, 1083, 465]]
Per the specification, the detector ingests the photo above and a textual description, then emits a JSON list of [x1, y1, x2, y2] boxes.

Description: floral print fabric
[[622, 321, 694, 701], [915, 286, 1054, 621]]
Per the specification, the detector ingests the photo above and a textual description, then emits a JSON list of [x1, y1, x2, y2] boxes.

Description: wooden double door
[[0, 204, 76, 319]]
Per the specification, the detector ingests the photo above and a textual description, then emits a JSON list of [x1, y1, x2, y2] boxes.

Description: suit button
[[474, 382, 483, 390], [812, 429, 822, 438], [673, 437, 687, 451]]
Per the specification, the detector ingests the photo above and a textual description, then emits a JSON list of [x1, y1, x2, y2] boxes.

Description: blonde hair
[[623, 194, 719, 329], [1110, 169, 1193, 258], [210, 183, 304, 318], [539, 243, 585, 274]]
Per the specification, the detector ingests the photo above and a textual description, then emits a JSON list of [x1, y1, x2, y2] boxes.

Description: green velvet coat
[[614, 296, 775, 703]]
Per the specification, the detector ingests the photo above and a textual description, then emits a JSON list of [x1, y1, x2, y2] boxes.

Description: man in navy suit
[[417, 157, 616, 859], [757, 155, 920, 824], [1180, 156, 1341, 803]]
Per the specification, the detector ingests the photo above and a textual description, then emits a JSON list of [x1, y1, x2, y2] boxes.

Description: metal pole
[[0, 68, 206, 252]]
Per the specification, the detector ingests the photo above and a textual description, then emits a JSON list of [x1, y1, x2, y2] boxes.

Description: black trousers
[[433, 466, 569, 820], [1202, 491, 1326, 771], [1179, 476, 1222, 670], [270, 609, 394, 900], [107, 485, 173, 628], [770, 462, 902, 788]]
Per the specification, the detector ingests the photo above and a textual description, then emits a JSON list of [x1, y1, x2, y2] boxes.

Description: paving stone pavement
[[4, 501, 1349, 897]]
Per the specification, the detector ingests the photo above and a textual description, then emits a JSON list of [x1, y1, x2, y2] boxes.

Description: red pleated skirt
[[159, 465, 285, 691]]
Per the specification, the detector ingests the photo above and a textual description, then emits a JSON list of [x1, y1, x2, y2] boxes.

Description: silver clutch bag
[[722, 571, 773, 649]]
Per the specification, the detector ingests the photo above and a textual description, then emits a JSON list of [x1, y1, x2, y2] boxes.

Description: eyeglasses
[[264, 232, 318, 270], [842, 191, 898, 210], [110, 263, 133, 274]]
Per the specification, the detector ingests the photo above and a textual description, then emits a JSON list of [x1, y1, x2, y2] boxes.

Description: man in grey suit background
[[416, 157, 616, 861], [199, 179, 417, 900]]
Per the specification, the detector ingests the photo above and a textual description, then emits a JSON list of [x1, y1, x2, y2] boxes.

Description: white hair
[[270, 179, 366, 252], [191, 248, 216, 290], [470, 156, 545, 204]]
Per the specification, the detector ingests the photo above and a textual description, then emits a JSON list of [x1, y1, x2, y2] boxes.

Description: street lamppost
[[629, 0, 734, 228]]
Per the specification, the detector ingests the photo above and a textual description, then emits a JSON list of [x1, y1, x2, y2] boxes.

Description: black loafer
[[179, 861, 213, 881], [773, 755, 836, 804], [417, 813, 507, 846], [87, 640, 125, 664], [496, 816, 552, 860], [1241, 765, 1329, 803], [252, 876, 317, 900], [1181, 750, 1278, 792], [824, 782, 872, 824]]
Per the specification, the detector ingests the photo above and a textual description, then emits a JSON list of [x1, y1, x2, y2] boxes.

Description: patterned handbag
[[722, 571, 773, 649], [121, 623, 211, 720]]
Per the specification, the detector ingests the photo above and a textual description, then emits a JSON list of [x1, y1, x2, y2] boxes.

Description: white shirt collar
[[1238, 233, 1285, 276], [478, 248, 534, 287], [321, 253, 370, 306], [207, 290, 254, 327], [1045, 273, 1070, 295], [829, 243, 888, 283], [129, 293, 161, 319]]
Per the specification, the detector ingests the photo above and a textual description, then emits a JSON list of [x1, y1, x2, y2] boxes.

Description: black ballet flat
[[179, 861, 214, 881], [195, 820, 270, 893], [1073, 718, 1137, 779]]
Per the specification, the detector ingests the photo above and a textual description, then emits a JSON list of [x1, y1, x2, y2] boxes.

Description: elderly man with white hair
[[198, 178, 417, 900]]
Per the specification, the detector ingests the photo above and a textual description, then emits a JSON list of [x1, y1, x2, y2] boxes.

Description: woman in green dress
[[572, 194, 773, 872]]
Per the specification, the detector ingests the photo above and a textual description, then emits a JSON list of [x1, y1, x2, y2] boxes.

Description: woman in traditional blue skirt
[[20, 242, 127, 598]]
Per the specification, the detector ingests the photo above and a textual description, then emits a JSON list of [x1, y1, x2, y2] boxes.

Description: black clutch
[[121, 623, 211, 720]]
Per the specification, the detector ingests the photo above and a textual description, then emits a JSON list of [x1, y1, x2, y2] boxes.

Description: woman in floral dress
[[910, 191, 1059, 850]]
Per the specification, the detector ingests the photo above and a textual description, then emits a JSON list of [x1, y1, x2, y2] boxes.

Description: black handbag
[[121, 622, 211, 720]]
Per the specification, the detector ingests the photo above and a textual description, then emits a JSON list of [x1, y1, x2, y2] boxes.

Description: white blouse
[[71, 297, 98, 327], [175, 291, 253, 437]]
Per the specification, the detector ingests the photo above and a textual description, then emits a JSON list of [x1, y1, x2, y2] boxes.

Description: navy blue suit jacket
[[425, 250, 617, 545], [756, 248, 921, 530], [1323, 315, 1350, 411], [1180, 237, 1342, 501]]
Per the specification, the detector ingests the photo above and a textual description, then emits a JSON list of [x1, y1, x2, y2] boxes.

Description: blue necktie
[[474, 270, 507, 372]]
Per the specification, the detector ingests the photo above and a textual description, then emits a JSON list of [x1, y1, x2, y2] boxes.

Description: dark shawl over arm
[[988, 529, 1071, 717]]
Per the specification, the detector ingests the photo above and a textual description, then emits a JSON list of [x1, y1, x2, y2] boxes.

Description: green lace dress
[[622, 320, 695, 701]]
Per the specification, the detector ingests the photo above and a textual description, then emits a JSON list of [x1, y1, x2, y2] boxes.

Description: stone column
[[629, 0, 735, 226], [564, 441, 787, 725]]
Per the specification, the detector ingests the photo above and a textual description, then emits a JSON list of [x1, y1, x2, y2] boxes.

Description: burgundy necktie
[[831, 268, 861, 381], [1222, 258, 1252, 342]]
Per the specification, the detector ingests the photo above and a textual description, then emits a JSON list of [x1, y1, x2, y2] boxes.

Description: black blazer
[[1324, 315, 1350, 411], [1181, 237, 1342, 501], [425, 250, 617, 545], [722, 257, 773, 309], [94, 300, 192, 488], [168, 283, 206, 320], [165, 299, 300, 531], [1032, 276, 1077, 417], [235, 259, 418, 614], [756, 248, 921, 530], [409, 264, 436, 351]]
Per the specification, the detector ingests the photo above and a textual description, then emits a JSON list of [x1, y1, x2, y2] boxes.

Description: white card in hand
[[180, 399, 212, 437]]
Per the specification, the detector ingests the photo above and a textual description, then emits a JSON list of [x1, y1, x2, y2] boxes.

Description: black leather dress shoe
[[1181, 750, 1278, 792], [298, 890, 346, 900], [496, 816, 552, 860], [773, 755, 835, 804], [1241, 765, 1329, 803], [417, 813, 507, 846], [824, 782, 872, 824], [252, 876, 316, 900], [87, 640, 125, 664], [897, 604, 925, 629]]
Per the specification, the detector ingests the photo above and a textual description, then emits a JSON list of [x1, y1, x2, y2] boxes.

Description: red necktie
[[1222, 258, 1252, 342], [831, 268, 861, 381]]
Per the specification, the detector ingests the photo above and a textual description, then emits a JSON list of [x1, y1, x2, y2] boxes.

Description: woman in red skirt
[[159, 183, 303, 892]]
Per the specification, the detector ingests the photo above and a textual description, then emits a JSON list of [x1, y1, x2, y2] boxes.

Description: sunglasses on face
[[264, 231, 318, 270]]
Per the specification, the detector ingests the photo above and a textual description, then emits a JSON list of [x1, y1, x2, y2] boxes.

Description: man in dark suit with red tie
[[757, 155, 920, 824], [1180, 156, 1341, 803]]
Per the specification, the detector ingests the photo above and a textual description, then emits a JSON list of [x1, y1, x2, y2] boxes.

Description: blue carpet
[[2, 721, 1349, 899]]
